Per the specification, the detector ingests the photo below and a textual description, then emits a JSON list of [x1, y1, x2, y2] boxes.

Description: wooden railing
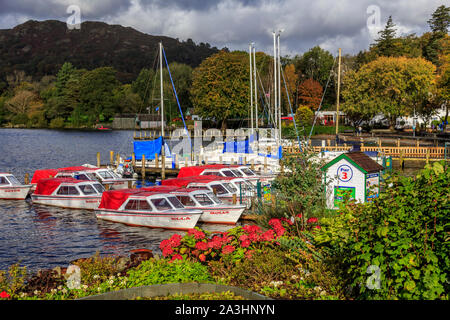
[[283, 145, 447, 159]]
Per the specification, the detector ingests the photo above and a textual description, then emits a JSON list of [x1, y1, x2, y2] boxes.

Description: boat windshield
[[96, 171, 115, 180], [167, 196, 184, 209], [79, 184, 98, 195], [230, 169, 243, 177], [210, 184, 229, 195], [202, 171, 220, 176], [222, 170, 237, 177], [93, 183, 105, 193], [177, 195, 196, 206], [6, 175, 21, 186], [207, 192, 222, 204], [193, 193, 214, 206], [151, 198, 173, 211], [0, 176, 10, 185], [223, 183, 237, 193], [240, 167, 256, 176]]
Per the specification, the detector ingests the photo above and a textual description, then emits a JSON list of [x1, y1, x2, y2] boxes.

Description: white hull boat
[[0, 173, 32, 200]]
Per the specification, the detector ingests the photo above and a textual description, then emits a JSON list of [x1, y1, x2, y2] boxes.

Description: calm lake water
[[0, 129, 233, 272]]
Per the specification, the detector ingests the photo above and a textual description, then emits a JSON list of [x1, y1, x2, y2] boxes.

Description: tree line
[[0, 5, 448, 131]]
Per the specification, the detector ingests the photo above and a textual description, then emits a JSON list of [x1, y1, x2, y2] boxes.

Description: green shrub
[[315, 162, 449, 300], [49, 117, 66, 128], [125, 259, 212, 288]]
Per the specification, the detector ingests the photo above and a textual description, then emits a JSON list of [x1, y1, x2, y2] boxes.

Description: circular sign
[[337, 164, 353, 182]]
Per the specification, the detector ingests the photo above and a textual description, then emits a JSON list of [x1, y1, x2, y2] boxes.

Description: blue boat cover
[[364, 151, 378, 157], [222, 139, 253, 154], [258, 145, 283, 159], [133, 137, 163, 160]]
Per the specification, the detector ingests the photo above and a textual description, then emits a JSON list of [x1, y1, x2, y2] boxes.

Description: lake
[[0, 129, 234, 272]]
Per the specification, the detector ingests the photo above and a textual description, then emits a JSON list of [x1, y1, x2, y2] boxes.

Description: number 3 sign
[[337, 165, 353, 182]]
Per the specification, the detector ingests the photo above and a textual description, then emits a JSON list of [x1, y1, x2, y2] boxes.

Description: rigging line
[[256, 68, 275, 128], [137, 47, 160, 115], [307, 54, 338, 145], [162, 46, 192, 149], [281, 66, 302, 152]]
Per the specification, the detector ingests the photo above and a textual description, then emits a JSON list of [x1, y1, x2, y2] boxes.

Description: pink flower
[[307, 217, 318, 224], [222, 245, 235, 255], [0, 291, 10, 299], [195, 241, 208, 251], [314, 225, 321, 229]]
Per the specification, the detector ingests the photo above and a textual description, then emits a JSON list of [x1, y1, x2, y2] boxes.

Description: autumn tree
[[190, 50, 250, 129], [297, 78, 323, 110], [341, 56, 436, 129]]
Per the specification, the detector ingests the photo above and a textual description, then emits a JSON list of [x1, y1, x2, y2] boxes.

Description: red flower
[[0, 291, 10, 299], [207, 236, 223, 249], [245, 250, 255, 259], [170, 254, 183, 262], [222, 245, 235, 255], [239, 234, 249, 242], [296, 213, 302, 219], [188, 229, 205, 240], [307, 217, 318, 224], [195, 241, 208, 251], [241, 239, 251, 248], [169, 234, 182, 247], [280, 217, 294, 225], [261, 229, 275, 241], [199, 254, 206, 262], [160, 239, 171, 250], [162, 246, 174, 257], [314, 225, 321, 229], [243, 225, 261, 234]]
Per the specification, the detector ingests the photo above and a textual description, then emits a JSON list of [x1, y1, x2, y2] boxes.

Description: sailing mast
[[335, 48, 341, 140], [159, 42, 165, 179], [249, 43, 254, 135], [273, 32, 278, 144], [277, 31, 282, 146], [253, 45, 258, 133]]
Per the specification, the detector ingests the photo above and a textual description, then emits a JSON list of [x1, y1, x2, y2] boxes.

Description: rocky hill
[[0, 20, 220, 83]]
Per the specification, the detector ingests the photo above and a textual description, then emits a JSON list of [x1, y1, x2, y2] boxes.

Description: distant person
[[358, 125, 362, 136]]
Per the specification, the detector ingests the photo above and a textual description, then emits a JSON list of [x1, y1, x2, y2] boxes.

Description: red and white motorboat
[[0, 173, 32, 200], [142, 186, 246, 224], [161, 175, 252, 208], [31, 178, 104, 210], [95, 189, 202, 230], [31, 166, 133, 191]]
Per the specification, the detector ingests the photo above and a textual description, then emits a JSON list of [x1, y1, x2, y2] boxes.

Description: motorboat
[[31, 166, 134, 191], [142, 186, 246, 224], [161, 176, 252, 208], [0, 173, 32, 200], [95, 189, 202, 230], [31, 178, 104, 210]]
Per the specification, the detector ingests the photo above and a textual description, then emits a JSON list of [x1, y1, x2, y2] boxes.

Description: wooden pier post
[[426, 148, 430, 164], [161, 154, 166, 180], [141, 154, 146, 180], [400, 150, 404, 169], [116, 153, 120, 168], [110, 151, 114, 166], [397, 138, 400, 148], [155, 154, 159, 168], [264, 156, 267, 174], [132, 153, 135, 167], [24, 173, 30, 185], [96, 152, 101, 168], [251, 159, 255, 171]]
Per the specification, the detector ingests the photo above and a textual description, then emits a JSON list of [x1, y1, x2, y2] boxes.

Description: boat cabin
[[31, 178, 104, 209], [0, 173, 32, 200]]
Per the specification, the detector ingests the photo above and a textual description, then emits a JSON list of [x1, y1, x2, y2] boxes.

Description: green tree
[[423, 5, 450, 66], [374, 16, 398, 57], [341, 56, 436, 128], [190, 50, 250, 129], [78, 67, 121, 122]]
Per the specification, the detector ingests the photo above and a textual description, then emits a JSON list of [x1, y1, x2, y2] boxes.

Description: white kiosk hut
[[321, 152, 384, 209]]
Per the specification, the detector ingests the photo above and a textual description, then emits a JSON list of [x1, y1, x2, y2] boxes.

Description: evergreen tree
[[374, 16, 398, 57], [423, 5, 449, 66]]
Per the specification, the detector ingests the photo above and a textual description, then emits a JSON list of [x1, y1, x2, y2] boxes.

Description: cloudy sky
[[0, 0, 446, 57]]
